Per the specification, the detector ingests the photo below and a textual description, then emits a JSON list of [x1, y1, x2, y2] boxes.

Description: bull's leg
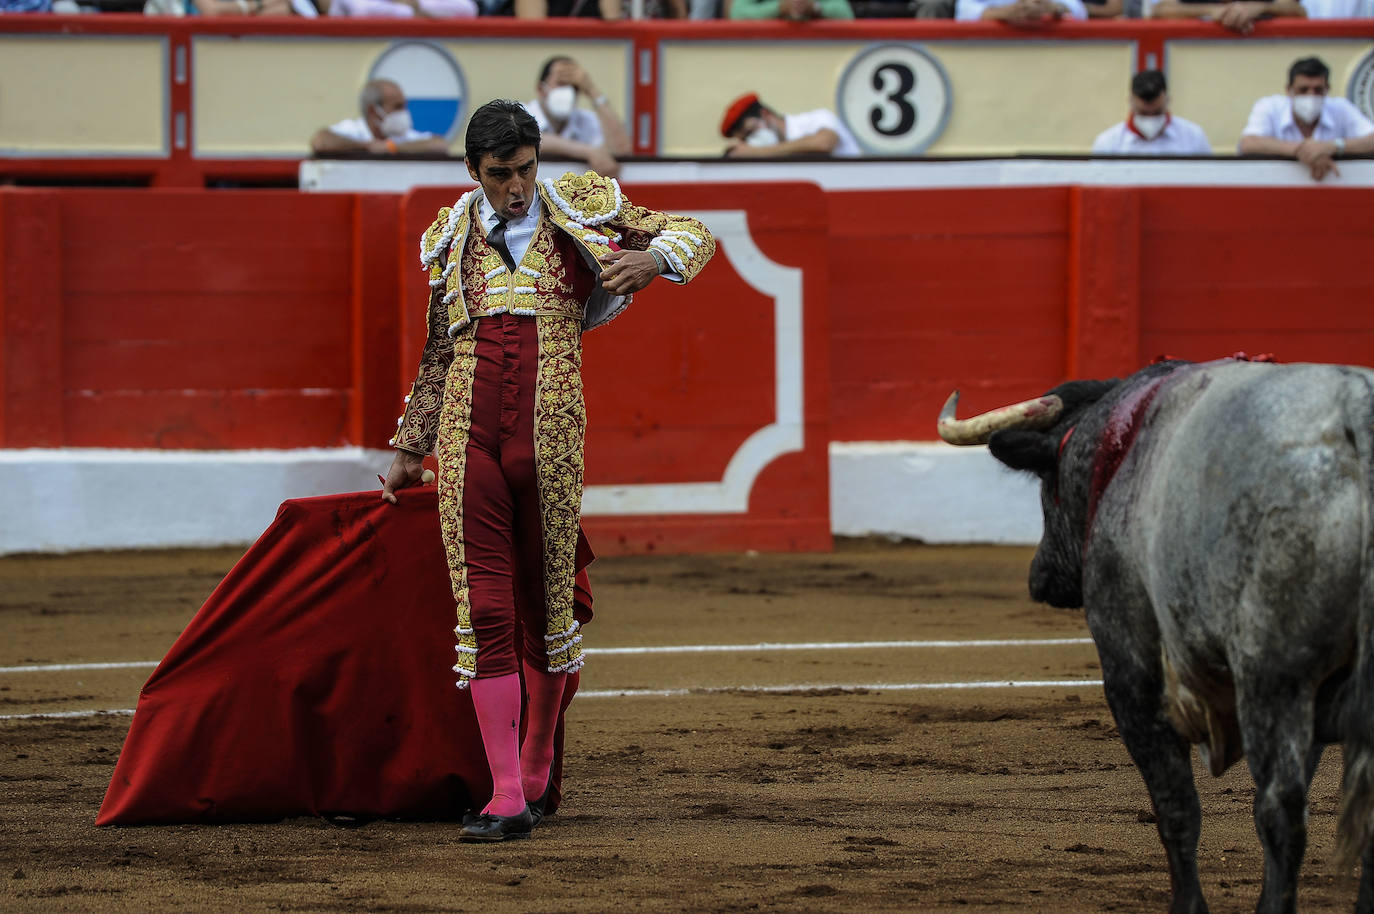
[[1089, 628, 1209, 914], [1305, 743, 1324, 787], [1359, 841, 1374, 914], [1235, 681, 1314, 914]]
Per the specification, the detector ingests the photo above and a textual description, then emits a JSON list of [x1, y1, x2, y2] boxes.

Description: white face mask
[[543, 85, 577, 121], [1133, 114, 1167, 140], [1292, 94, 1325, 124], [377, 107, 413, 139], [745, 126, 781, 147]]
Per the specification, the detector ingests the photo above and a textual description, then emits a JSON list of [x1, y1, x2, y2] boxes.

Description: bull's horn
[[937, 391, 1064, 446]]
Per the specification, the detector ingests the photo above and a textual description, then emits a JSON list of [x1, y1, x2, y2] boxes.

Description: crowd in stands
[[2, 0, 1369, 21], [311, 54, 1373, 183]]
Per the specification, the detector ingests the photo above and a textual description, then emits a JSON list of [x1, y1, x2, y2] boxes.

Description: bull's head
[[938, 381, 1118, 609]]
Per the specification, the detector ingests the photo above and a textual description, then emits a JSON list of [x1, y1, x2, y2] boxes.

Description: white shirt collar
[[477, 185, 542, 229]]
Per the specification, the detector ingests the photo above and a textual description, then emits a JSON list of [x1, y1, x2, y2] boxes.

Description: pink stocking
[[469, 673, 526, 817], [520, 660, 568, 801]]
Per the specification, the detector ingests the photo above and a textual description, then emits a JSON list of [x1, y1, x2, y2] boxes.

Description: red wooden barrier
[[826, 187, 1072, 441], [0, 189, 370, 448], [1138, 187, 1374, 365], [6, 182, 1374, 460]]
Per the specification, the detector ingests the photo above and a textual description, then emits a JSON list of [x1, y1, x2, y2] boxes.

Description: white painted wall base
[[0, 443, 1042, 554], [0, 448, 397, 555], [829, 442, 1042, 545]]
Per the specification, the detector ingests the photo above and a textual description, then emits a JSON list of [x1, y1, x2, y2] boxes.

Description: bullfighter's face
[[466, 146, 539, 223]]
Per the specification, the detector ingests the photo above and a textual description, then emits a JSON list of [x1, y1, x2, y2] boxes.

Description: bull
[[939, 358, 1374, 914]]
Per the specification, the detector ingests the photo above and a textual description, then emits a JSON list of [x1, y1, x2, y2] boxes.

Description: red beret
[[720, 92, 760, 138]]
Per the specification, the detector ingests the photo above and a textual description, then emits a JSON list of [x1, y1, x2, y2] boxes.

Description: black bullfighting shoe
[[459, 808, 534, 842], [527, 781, 554, 828]]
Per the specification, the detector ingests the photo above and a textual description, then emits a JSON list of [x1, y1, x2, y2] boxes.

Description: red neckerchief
[[1126, 112, 1172, 141]]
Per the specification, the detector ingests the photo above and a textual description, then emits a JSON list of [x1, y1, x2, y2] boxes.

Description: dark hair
[[464, 100, 541, 168], [1288, 56, 1330, 87], [724, 100, 767, 138], [538, 56, 574, 85], [1131, 70, 1167, 102]]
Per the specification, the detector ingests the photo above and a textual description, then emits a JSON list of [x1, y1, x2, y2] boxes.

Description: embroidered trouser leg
[[464, 313, 551, 678]]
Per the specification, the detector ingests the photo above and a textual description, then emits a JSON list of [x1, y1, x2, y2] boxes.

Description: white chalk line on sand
[[0, 638, 1101, 721], [578, 679, 1105, 699], [0, 679, 1106, 721], [0, 638, 1094, 676], [0, 661, 160, 674]]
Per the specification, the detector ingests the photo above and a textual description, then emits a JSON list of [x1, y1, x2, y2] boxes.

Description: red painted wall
[[826, 187, 1072, 441], [0, 189, 401, 449], [6, 184, 1374, 457], [1138, 188, 1374, 365]]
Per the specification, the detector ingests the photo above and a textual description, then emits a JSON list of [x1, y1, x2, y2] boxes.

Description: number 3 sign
[[837, 44, 952, 156]]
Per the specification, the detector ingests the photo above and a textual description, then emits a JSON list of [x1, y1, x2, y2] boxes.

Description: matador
[[381, 100, 714, 841]]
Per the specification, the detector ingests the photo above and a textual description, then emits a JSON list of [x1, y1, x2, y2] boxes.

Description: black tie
[[487, 216, 516, 272]]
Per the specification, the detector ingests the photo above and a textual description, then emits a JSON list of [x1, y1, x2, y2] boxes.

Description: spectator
[[1146, 0, 1304, 33], [328, 0, 474, 15], [844, 0, 955, 17], [1092, 70, 1212, 156], [1300, 0, 1371, 14], [513, 0, 620, 16], [956, 0, 1086, 22], [719, 93, 862, 158], [310, 79, 451, 156], [1238, 56, 1374, 181], [523, 56, 632, 176], [142, 0, 294, 12], [729, 0, 853, 19]]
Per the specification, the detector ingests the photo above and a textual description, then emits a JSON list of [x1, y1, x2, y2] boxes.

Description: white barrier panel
[[0, 448, 393, 555], [829, 442, 1042, 545], [0, 444, 1040, 554], [301, 156, 1374, 194]]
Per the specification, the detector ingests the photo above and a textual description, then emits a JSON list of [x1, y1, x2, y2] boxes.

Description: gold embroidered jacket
[[389, 171, 714, 685], [392, 171, 714, 458]]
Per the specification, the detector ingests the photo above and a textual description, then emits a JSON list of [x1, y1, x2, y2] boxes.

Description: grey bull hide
[[939, 358, 1374, 914]]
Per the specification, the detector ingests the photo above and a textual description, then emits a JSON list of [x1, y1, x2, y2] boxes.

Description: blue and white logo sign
[[837, 43, 952, 156], [368, 41, 468, 143]]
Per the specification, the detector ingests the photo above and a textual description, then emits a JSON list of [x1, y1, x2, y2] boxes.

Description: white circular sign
[[836, 43, 952, 156], [368, 41, 468, 143], [1348, 49, 1374, 124]]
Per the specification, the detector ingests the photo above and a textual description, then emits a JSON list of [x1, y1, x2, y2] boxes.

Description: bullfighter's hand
[[381, 450, 425, 505], [598, 249, 660, 295]]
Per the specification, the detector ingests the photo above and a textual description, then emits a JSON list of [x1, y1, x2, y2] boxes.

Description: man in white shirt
[[719, 93, 863, 158], [1239, 57, 1374, 181], [310, 79, 450, 156], [1146, 0, 1305, 34], [522, 56, 632, 178], [1093, 70, 1212, 157], [955, 0, 1087, 22]]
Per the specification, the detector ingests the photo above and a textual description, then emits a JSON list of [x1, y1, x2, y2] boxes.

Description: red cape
[[97, 487, 591, 826]]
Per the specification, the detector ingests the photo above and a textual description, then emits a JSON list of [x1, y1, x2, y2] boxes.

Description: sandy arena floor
[[0, 541, 1359, 912]]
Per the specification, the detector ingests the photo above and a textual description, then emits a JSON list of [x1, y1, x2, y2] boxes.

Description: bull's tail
[[1335, 377, 1374, 870]]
